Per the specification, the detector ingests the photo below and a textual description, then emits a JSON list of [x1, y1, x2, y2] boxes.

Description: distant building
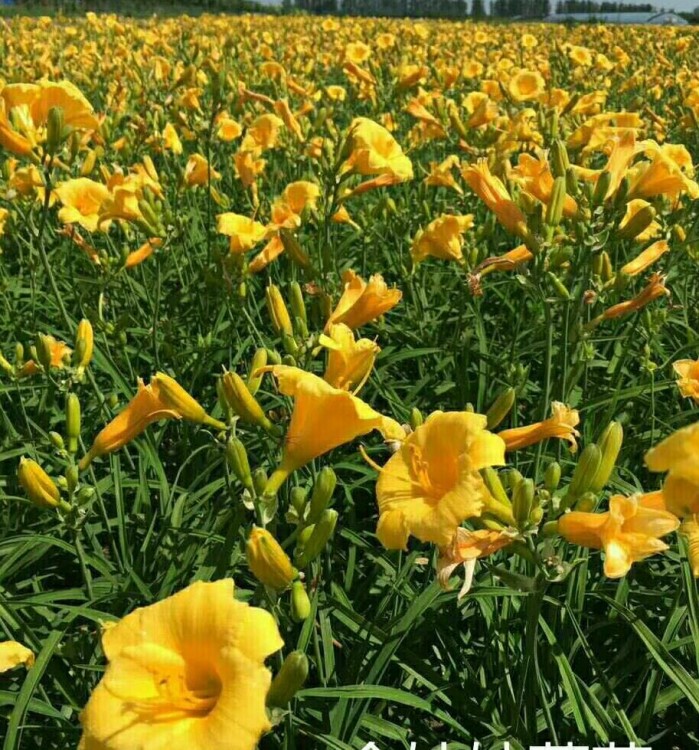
[[544, 10, 689, 22]]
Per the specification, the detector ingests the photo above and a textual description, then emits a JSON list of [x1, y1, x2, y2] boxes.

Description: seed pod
[[544, 461, 561, 492], [18, 458, 60, 509], [513, 478, 534, 527], [589, 421, 623, 492], [545, 176, 566, 227], [308, 467, 336, 524], [246, 527, 296, 590], [66, 393, 81, 454], [486, 387, 515, 429], [266, 651, 309, 707], [247, 348, 268, 396], [295, 509, 338, 567], [564, 444, 602, 509], [226, 437, 253, 491], [266, 285, 293, 337], [290, 580, 312, 622], [550, 139, 570, 179]]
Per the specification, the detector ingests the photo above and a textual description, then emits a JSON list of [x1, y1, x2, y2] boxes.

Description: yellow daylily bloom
[[558, 492, 679, 578], [341, 117, 413, 182], [508, 70, 545, 102], [0, 641, 34, 673], [673, 359, 699, 404], [326, 269, 402, 330], [411, 214, 474, 264], [617, 199, 660, 242], [646, 422, 699, 518], [620, 240, 669, 277], [55, 178, 111, 233], [241, 113, 285, 152], [321, 323, 379, 393], [461, 160, 528, 237], [79, 580, 283, 750], [498, 402, 580, 452], [184, 154, 220, 187], [424, 155, 463, 193], [596, 273, 669, 323], [17, 336, 72, 378], [162, 122, 183, 154], [263, 365, 404, 493], [371, 411, 506, 550], [216, 213, 268, 255]]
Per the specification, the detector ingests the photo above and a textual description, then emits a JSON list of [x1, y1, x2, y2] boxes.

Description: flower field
[[1, 10, 699, 749]]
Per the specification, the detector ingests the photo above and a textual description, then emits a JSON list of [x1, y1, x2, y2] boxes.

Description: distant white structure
[[545, 10, 689, 22]]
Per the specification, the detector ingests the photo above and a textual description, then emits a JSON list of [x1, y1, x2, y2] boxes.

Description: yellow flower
[[0, 641, 34, 673], [184, 154, 220, 188], [617, 199, 660, 242], [461, 160, 527, 237], [498, 402, 580, 452], [620, 240, 669, 277], [18, 457, 61, 509], [216, 213, 268, 255], [371, 411, 506, 549], [320, 323, 379, 393], [673, 359, 699, 404], [596, 273, 669, 323], [628, 151, 699, 202], [241, 114, 285, 152], [79, 379, 180, 470], [411, 214, 474, 265], [341, 117, 413, 183], [262, 365, 404, 493], [326, 269, 402, 330], [0, 208, 8, 238], [55, 179, 111, 233], [646, 422, 699, 518], [476, 244, 534, 276], [162, 122, 183, 154], [511, 153, 578, 218], [215, 113, 242, 142], [424, 155, 462, 194], [508, 70, 545, 103], [234, 150, 266, 189], [437, 527, 515, 598], [17, 336, 72, 377], [558, 493, 679, 578], [246, 527, 296, 590], [344, 41, 371, 65], [124, 238, 162, 269], [79, 580, 283, 750]]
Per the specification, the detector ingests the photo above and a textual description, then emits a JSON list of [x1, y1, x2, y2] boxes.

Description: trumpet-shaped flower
[[411, 214, 474, 264], [0, 641, 34, 673], [371, 411, 506, 549], [326, 269, 402, 330], [498, 402, 580, 452], [320, 323, 379, 393], [79, 580, 283, 750], [216, 213, 268, 255], [341, 117, 413, 182], [462, 160, 528, 237], [55, 178, 111, 233], [646, 422, 699, 518], [558, 493, 679, 578], [673, 359, 699, 404]]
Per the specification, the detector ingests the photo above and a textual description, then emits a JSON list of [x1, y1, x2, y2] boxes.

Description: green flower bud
[[247, 348, 268, 396], [49, 431, 65, 451], [290, 580, 312, 622], [545, 176, 567, 227], [544, 461, 561, 492], [46, 106, 65, 154], [308, 467, 336, 524], [486, 387, 515, 429], [513, 478, 534, 527], [280, 229, 312, 271], [551, 139, 570, 179], [589, 421, 623, 492], [65, 464, 79, 495], [592, 170, 612, 205], [226, 437, 253, 491], [267, 651, 309, 707], [289, 281, 308, 337], [564, 444, 602, 509], [252, 468, 268, 496], [291, 486, 308, 515], [410, 407, 423, 430], [295, 509, 338, 567], [66, 393, 81, 454]]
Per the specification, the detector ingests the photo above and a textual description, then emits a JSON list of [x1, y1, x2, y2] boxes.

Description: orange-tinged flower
[[215, 113, 242, 142], [628, 151, 699, 202], [511, 153, 578, 217], [344, 41, 371, 65], [673, 359, 699, 404], [462, 160, 527, 237], [411, 214, 474, 264], [646, 422, 699, 518], [0, 641, 34, 673], [55, 178, 111, 233], [477, 244, 534, 276], [234, 150, 266, 189], [618, 199, 660, 242], [597, 273, 669, 322], [17, 336, 71, 377], [424, 155, 462, 193], [262, 365, 404, 493], [371, 411, 506, 550], [620, 240, 669, 277], [184, 154, 220, 187], [437, 527, 515, 598], [558, 493, 679, 578], [248, 236, 285, 274], [274, 99, 303, 141], [125, 238, 162, 269], [498, 402, 580, 452], [320, 323, 379, 393], [326, 269, 402, 330], [216, 213, 268, 255], [79, 580, 283, 750]]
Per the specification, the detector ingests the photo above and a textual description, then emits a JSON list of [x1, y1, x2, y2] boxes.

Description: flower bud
[[289, 281, 308, 338], [282, 332, 299, 357], [481, 466, 511, 507], [592, 170, 612, 205], [308, 467, 336, 524], [290, 580, 312, 622], [513, 478, 534, 527], [550, 139, 570, 179], [547, 272, 570, 300], [486, 387, 515, 429], [74, 319, 94, 371], [18, 457, 61, 509], [0, 353, 13, 376], [282, 354, 297, 367], [48, 431, 65, 451], [266, 348, 282, 365], [291, 486, 308, 516], [152, 373, 226, 430], [252, 467, 268, 496], [266, 285, 293, 337], [280, 229, 312, 271], [589, 421, 623, 492], [246, 527, 296, 590], [220, 370, 274, 432], [267, 651, 309, 707], [545, 176, 566, 227], [506, 468, 524, 490], [46, 106, 65, 154], [66, 393, 81, 454], [36, 334, 53, 371], [617, 204, 656, 240], [295, 509, 338, 567], [247, 348, 268, 396], [410, 407, 423, 430], [600, 251, 613, 283], [564, 444, 601, 509], [226, 437, 253, 491], [565, 166, 579, 198], [575, 491, 597, 512], [544, 461, 561, 492]]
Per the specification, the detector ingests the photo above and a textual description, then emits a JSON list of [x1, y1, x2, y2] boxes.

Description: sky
[[254, 0, 698, 12]]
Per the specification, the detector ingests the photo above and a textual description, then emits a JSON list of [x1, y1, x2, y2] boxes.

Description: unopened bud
[[544, 461, 561, 492], [291, 486, 308, 516], [266, 651, 309, 707], [550, 140, 570, 179], [18, 457, 61, 509], [289, 281, 308, 337], [589, 421, 623, 492], [575, 491, 597, 512], [152, 372, 226, 430], [600, 251, 613, 283], [65, 464, 79, 494], [308, 467, 336, 523], [74, 319, 94, 370], [290, 580, 312, 622], [246, 527, 296, 590], [410, 407, 423, 430], [513, 478, 534, 527], [220, 370, 274, 432], [547, 271, 570, 300], [266, 285, 293, 337], [565, 166, 579, 198], [66, 393, 81, 454], [545, 176, 567, 227], [226, 437, 253, 491], [295, 509, 338, 567], [46, 106, 65, 154], [592, 170, 612, 205], [247, 348, 268, 396], [486, 387, 515, 429], [282, 332, 299, 357], [564, 444, 601, 509], [36, 334, 52, 371], [252, 467, 268, 496], [280, 229, 312, 271], [481, 466, 511, 507]]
